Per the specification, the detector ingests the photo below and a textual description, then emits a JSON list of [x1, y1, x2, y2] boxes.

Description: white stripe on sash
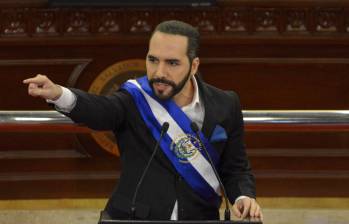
[[129, 80, 221, 195]]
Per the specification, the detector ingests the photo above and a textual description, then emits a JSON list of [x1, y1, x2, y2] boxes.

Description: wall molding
[[0, 150, 86, 159], [0, 58, 92, 87], [201, 57, 349, 64], [248, 148, 349, 157], [1, 6, 349, 40], [0, 171, 119, 181], [255, 170, 349, 179]]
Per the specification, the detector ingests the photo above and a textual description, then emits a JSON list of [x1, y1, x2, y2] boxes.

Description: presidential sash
[[121, 76, 221, 205]]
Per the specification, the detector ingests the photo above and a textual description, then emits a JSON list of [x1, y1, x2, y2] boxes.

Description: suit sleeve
[[61, 88, 129, 131], [219, 92, 256, 203]]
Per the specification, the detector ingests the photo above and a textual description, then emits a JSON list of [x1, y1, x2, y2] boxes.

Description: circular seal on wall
[[88, 59, 146, 157]]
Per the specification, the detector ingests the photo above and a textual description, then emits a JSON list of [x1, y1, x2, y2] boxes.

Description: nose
[[155, 61, 167, 78]]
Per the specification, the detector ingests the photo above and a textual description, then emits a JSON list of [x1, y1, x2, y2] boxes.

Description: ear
[[190, 57, 200, 76]]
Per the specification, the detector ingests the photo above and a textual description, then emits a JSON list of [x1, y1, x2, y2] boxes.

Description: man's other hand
[[232, 197, 263, 221]]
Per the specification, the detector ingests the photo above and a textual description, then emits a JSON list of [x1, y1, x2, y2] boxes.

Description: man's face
[[146, 31, 198, 100]]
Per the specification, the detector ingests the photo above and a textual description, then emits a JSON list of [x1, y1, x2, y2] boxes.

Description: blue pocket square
[[210, 125, 228, 143]]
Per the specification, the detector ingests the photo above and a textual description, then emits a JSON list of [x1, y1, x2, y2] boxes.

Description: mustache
[[149, 77, 176, 88]]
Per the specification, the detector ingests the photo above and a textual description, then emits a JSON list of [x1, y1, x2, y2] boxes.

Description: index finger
[[23, 74, 47, 85], [232, 203, 242, 219]]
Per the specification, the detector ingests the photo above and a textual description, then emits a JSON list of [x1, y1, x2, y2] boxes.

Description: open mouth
[[154, 82, 170, 91]]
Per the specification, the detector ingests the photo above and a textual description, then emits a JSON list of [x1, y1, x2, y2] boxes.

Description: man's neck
[[173, 77, 194, 107]]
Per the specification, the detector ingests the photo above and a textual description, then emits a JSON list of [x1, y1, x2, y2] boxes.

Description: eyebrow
[[147, 55, 180, 63], [147, 54, 157, 59], [165, 59, 180, 64]]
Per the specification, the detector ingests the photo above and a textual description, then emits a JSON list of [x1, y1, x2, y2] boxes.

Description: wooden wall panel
[[200, 57, 349, 109], [0, 58, 91, 109], [1, 1, 349, 199]]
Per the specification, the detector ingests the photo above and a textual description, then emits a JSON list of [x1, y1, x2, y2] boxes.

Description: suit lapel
[[197, 77, 217, 140]]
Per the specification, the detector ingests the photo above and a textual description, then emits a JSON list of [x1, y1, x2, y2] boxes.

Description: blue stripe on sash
[[121, 77, 221, 205]]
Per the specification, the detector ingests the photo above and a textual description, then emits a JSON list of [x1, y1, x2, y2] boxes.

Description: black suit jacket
[[63, 76, 255, 220]]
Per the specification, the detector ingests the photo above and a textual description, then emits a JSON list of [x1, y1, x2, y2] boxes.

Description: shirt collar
[[181, 75, 201, 109]]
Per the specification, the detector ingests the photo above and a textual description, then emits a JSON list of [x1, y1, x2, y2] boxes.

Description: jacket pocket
[[211, 140, 227, 155]]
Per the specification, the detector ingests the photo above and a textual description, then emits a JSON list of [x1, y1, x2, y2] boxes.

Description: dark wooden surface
[[1, 0, 349, 199]]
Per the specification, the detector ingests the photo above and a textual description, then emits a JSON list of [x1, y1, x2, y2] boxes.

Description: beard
[[149, 68, 192, 100]]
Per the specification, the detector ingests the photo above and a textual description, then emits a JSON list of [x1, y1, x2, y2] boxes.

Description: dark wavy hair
[[151, 20, 200, 62]]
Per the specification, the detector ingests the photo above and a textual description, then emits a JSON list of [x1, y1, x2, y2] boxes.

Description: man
[[24, 20, 262, 221]]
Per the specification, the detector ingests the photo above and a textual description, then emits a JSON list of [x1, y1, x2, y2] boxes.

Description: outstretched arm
[[23, 74, 127, 131]]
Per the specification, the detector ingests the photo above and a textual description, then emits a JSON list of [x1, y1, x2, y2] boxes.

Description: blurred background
[[0, 0, 349, 223]]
